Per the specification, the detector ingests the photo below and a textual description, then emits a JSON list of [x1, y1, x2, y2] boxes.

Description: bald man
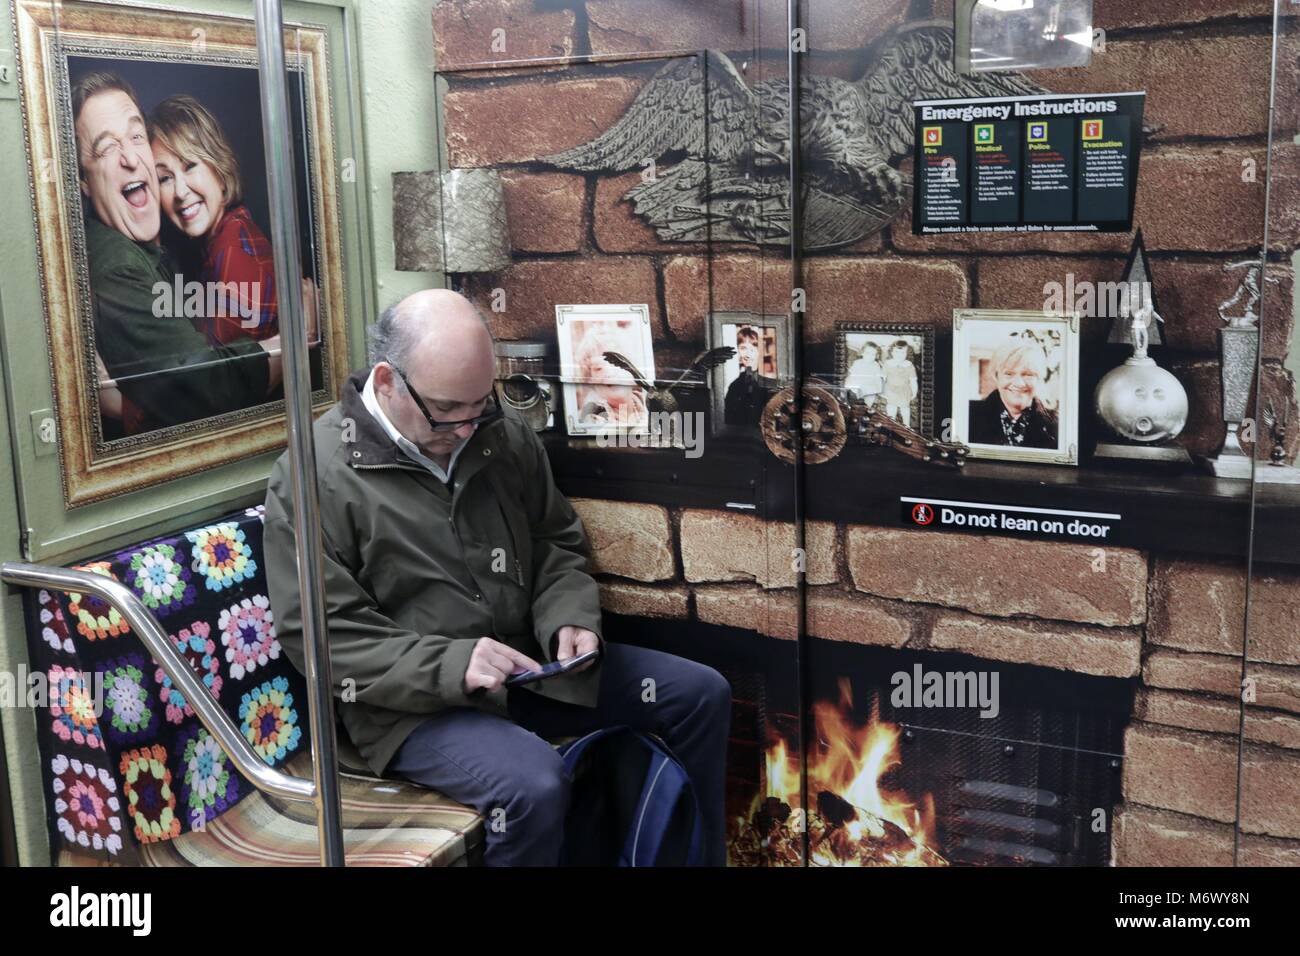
[[263, 290, 731, 865]]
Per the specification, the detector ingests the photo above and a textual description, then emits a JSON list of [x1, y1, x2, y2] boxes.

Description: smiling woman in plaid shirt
[[149, 94, 280, 345]]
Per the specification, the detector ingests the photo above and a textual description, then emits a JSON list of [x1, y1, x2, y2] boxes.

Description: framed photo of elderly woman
[[13, 0, 351, 505], [951, 309, 1080, 465]]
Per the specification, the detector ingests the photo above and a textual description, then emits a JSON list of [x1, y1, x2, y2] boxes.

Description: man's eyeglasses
[[392, 365, 503, 433]]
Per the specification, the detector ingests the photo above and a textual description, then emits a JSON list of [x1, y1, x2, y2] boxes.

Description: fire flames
[[730, 680, 948, 867]]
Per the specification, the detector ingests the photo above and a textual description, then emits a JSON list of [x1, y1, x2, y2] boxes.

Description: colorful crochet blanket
[[22, 505, 310, 864]]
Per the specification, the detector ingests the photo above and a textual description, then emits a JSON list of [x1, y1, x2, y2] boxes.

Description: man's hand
[[554, 626, 600, 673], [94, 350, 124, 421], [463, 637, 541, 694]]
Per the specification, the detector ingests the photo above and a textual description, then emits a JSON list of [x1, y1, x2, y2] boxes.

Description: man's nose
[[453, 421, 476, 439], [120, 143, 145, 169]]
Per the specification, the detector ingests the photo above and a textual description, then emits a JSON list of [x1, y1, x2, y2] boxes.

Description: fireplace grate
[[819, 644, 1131, 867]]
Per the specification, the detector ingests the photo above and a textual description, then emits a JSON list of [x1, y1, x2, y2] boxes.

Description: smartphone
[[505, 648, 601, 687]]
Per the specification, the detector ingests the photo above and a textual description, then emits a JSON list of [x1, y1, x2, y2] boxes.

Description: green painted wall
[[357, 0, 445, 305], [0, 0, 440, 865]]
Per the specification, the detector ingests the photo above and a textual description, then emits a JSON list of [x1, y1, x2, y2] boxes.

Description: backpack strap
[[556, 726, 619, 773], [624, 750, 704, 866], [624, 733, 705, 867]]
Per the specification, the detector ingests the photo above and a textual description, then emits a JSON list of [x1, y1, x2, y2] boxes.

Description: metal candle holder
[[392, 168, 511, 275]]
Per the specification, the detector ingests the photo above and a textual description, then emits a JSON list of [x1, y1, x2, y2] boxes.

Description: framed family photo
[[951, 309, 1080, 465], [14, 0, 351, 505], [835, 322, 935, 438], [707, 311, 792, 437], [555, 303, 655, 436]]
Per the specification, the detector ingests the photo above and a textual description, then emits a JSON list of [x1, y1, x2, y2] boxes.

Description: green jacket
[[86, 215, 270, 430], [263, 371, 605, 776]]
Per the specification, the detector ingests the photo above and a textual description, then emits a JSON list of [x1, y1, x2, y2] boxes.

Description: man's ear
[[78, 171, 90, 199]]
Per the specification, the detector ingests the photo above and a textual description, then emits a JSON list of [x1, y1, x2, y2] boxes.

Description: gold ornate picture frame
[[13, 0, 350, 506]]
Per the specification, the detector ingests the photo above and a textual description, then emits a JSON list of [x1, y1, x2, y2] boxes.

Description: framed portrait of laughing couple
[[13, 0, 352, 506]]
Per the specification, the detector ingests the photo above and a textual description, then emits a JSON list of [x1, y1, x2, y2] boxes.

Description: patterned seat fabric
[[58, 752, 484, 868], [138, 753, 483, 867], [23, 505, 483, 867]]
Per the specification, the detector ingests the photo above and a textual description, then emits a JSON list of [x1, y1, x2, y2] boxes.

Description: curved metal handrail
[[2, 562, 315, 804]]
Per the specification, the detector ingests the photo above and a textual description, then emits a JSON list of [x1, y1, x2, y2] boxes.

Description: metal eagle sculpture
[[602, 346, 736, 416], [543, 21, 1046, 250]]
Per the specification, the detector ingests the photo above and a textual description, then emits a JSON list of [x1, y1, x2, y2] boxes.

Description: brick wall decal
[[439, 0, 1300, 459], [433, 0, 1300, 864]]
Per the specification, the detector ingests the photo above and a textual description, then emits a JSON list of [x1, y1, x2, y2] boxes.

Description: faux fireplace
[[576, 493, 1300, 866], [609, 616, 1132, 867], [797, 643, 1130, 867]]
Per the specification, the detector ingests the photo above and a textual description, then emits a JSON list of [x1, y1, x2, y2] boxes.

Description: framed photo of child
[[707, 311, 792, 438], [555, 303, 655, 436], [835, 322, 935, 439]]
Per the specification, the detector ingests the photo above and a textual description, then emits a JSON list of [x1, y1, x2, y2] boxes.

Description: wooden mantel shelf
[[542, 433, 1300, 566]]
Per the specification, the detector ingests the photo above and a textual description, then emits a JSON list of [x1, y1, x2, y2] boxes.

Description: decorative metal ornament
[[1265, 401, 1289, 466], [1093, 235, 1188, 464], [1107, 230, 1162, 347], [392, 168, 511, 273], [762, 386, 848, 465], [1093, 299, 1190, 464], [543, 22, 1045, 250], [1258, 401, 1300, 484], [759, 383, 968, 467], [601, 347, 736, 418]]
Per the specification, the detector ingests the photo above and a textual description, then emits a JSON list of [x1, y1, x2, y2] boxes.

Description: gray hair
[[365, 295, 495, 377], [366, 303, 414, 371]]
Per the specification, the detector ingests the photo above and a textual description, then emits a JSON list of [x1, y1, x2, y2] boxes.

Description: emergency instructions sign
[[913, 92, 1145, 234]]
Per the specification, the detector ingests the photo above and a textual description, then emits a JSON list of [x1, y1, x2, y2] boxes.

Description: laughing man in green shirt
[[72, 70, 284, 434]]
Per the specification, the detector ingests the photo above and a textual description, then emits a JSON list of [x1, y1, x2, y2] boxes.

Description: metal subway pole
[[253, 0, 345, 867], [787, 0, 809, 869]]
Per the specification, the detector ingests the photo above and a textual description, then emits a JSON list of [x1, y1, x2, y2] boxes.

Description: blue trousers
[[388, 642, 732, 866]]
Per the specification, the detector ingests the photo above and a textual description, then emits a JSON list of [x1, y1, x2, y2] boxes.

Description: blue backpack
[[556, 726, 704, 867]]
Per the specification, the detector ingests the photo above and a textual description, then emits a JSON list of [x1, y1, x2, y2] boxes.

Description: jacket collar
[[340, 369, 507, 482]]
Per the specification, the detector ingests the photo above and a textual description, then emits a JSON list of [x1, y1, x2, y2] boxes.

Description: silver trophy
[[1202, 262, 1271, 479]]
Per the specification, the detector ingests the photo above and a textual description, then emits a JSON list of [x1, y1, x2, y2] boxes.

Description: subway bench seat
[[61, 751, 483, 867], [22, 505, 485, 867]]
